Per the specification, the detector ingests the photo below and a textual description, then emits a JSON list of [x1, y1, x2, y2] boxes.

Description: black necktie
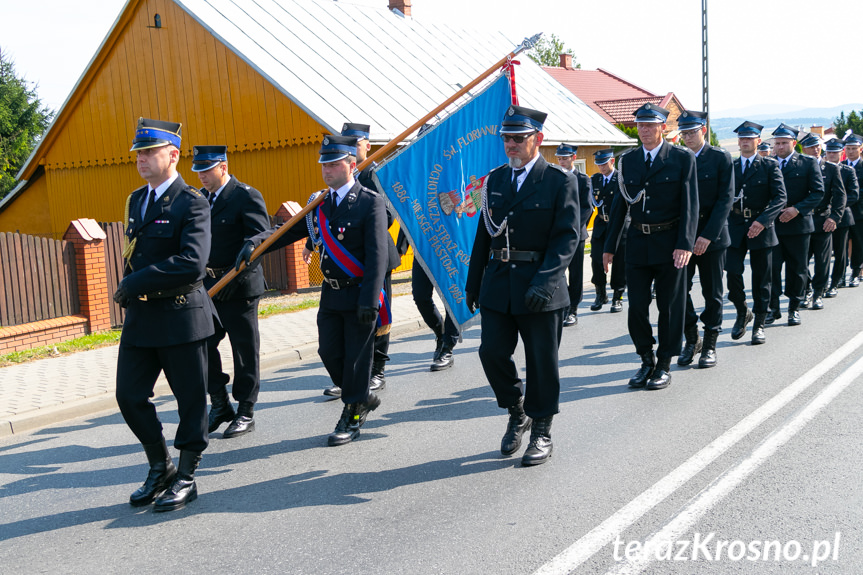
[[331, 191, 339, 212], [208, 192, 216, 209], [144, 189, 157, 219], [780, 159, 787, 170], [743, 159, 750, 175], [512, 168, 525, 194], [645, 155, 652, 170]]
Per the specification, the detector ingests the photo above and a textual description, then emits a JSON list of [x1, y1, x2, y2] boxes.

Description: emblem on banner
[[437, 174, 487, 218]]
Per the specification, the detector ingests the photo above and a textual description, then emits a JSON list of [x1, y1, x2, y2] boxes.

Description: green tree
[[0, 50, 53, 200], [527, 34, 580, 68], [834, 109, 863, 138]]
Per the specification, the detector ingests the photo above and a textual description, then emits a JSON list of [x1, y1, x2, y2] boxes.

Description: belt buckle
[[500, 249, 510, 263], [175, 295, 187, 305], [641, 223, 651, 235], [206, 268, 216, 278], [327, 278, 340, 290], [138, 295, 148, 301], [743, 208, 752, 218]]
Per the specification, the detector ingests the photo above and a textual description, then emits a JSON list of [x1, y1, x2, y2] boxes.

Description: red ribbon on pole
[[502, 57, 520, 105]]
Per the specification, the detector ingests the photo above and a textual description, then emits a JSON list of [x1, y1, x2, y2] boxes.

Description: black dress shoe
[[208, 389, 236, 433], [646, 358, 672, 390], [590, 290, 608, 311], [850, 276, 860, 287], [323, 385, 342, 398], [563, 308, 578, 327], [677, 326, 701, 366], [731, 308, 753, 340], [501, 400, 532, 456], [430, 348, 454, 371], [812, 295, 824, 310], [836, 278, 847, 288], [327, 392, 381, 446], [800, 290, 813, 309], [610, 289, 624, 313], [224, 415, 255, 438], [521, 416, 553, 466], [764, 309, 781, 325], [629, 352, 655, 388], [130, 438, 176, 507], [825, 286, 839, 298], [154, 451, 202, 512], [751, 314, 767, 345], [787, 310, 802, 326], [698, 330, 719, 369], [369, 372, 386, 392]]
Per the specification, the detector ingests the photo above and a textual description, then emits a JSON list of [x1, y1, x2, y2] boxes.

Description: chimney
[[560, 53, 573, 69], [388, 0, 412, 16]]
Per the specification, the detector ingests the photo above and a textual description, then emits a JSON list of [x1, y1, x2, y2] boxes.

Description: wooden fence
[[0, 231, 79, 328], [99, 222, 126, 328]]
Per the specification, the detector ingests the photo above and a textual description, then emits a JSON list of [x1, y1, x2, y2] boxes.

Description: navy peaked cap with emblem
[[555, 143, 578, 156], [594, 148, 614, 165], [845, 133, 863, 146], [772, 123, 799, 139], [757, 142, 771, 152], [341, 123, 371, 140], [318, 135, 358, 164], [734, 121, 763, 138], [825, 138, 846, 153], [798, 132, 822, 148], [191, 145, 228, 172], [500, 105, 547, 134], [678, 110, 708, 131], [633, 103, 670, 123], [130, 117, 182, 151]]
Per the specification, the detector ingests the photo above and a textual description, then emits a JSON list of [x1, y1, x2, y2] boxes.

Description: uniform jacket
[[776, 152, 824, 236], [204, 175, 270, 298], [254, 180, 388, 311], [121, 175, 217, 347], [466, 155, 580, 315], [604, 141, 699, 265], [590, 169, 628, 250], [575, 171, 593, 242], [693, 144, 734, 252], [812, 159, 846, 232], [729, 154, 786, 251], [837, 163, 859, 228], [843, 159, 863, 220]]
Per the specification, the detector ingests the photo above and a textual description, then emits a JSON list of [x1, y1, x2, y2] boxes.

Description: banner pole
[[210, 33, 542, 297]]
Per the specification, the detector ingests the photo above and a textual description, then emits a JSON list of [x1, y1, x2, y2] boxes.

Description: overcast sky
[[3, 0, 860, 118]]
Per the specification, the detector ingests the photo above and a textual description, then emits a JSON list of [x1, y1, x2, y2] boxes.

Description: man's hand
[[747, 221, 765, 238], [778, 206, 799, 223], [673, 249, 692, 269], [113, 282, 132, 308], [823, 218, 837, 233], [302, 246, 313, 265], [234, 240, 255, 271], [357, 305, 378, 324], [693, 237, 711, 256], [524, 285, 552, 312], [466, 292, 479, 314], [603, 252, 614, 274]]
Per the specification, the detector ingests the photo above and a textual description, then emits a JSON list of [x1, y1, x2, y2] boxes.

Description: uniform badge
[[193, 147, 199, 155], [323, 136, 330, 145], [337, 227, 345, 240], [507, 106, 515, 116]]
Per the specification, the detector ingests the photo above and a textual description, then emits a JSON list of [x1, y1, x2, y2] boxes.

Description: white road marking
[[532, 331, 863, 575]]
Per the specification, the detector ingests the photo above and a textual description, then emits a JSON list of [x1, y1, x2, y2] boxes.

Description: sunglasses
[[501, 132, 536, 144]]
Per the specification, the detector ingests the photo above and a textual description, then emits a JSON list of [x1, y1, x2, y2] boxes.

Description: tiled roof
[[541, 67, 656, 122], [595, 97, 665, 124]]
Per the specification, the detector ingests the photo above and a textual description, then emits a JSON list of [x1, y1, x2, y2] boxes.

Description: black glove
[[113, 282, 132, 308], [466, 291, 479, 314], [357, 305, 378, 324], [524, 285, 552, 312], [234, 240, 255, 271]]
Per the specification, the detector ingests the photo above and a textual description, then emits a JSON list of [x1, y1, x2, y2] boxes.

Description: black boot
[[223, 401, 255, 438], [590, 286, 608, 311], [788, 301, 802, 326], [432, 328, 445, 361], [563, 306, 578, 327], [825, 283, 839, 298], [610, 289, 625, 313], [129, 438, 176, 507], [521, 415, 553, 466], [431, 343, 454, 371], [698, 329, 719, 368], [208, 386, 235, 433], [677, 324, 702, 366], [370, 361, 386, 392], [328, 392, 381, 447], [800, 288, 813, 309], [751, 313, 767, 345], [500, 399, 532, 456], [812, 289, 825, 310], [629, 351, 655, 388], [730, 302, 753, 340], [154, 450, 201, 512], [647, 357, 672, 390]]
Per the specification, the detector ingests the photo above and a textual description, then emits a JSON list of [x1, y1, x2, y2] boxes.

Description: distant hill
[[713, 103, 863, 120]]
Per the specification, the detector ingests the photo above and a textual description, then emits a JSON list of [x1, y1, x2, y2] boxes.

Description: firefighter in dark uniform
[[237, 135, 389, 446], [757, 142, 773, 158], [466, 105, 579, 466], [799, 133, 845, 310], [555, 143, 592, 326], [768, 123, 825, 326], [603, 103, 698, 390], [677, 110, 733, 369], [842, 134, 863, 286], [113, 118, 217, 512], [725, 121, 786, 345], [826, 138, 860, 294], [193, 146, 270, 438], [589, 149, 627, 313]]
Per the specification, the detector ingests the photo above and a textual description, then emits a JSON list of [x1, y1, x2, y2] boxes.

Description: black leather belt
[[631, 219, 679, 234], [322, 277, 362, 290], [732, 206, 762, 218], [491, 249, 544, 262], [139, 280, 203, 301], [206, 266, 232, 279]]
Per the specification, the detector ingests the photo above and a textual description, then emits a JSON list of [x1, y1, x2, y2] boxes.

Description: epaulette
[[309, 189, 326, 202], [489, 164, 508, 175], [547, 163, 568, 174], [241, 184, 250, 190], [183, 185, 204, 198]]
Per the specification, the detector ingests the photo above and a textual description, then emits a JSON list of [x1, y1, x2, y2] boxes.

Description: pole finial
[[514, 32, 543, 55]]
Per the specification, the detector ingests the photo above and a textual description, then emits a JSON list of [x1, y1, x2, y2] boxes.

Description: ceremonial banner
[[373, 75, 511, 330]]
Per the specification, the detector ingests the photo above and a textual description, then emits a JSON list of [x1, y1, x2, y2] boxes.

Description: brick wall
[[0, 315, 88, 354]]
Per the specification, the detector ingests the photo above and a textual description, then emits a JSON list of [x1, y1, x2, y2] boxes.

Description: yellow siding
[[0, 173, 52, 237]]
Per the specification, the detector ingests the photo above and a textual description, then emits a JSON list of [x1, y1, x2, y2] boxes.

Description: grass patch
[[0, 330, 122, 367], [258, 298, 319, 318]]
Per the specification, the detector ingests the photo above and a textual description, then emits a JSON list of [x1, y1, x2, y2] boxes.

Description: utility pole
[[702, 0, 709, 137]]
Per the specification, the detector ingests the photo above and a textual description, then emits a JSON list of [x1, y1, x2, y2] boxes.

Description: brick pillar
[[64, 219, 111, 333], [275, 201, 310, 293]]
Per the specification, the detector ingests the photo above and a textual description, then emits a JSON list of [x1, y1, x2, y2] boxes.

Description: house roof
[[595, 96, 665, 125]]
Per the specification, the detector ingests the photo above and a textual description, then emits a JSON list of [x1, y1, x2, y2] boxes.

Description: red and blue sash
[[317, 204, 391, 327]]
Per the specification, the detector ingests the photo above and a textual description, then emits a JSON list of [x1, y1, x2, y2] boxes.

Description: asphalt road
[[2, 281, 862, 575]]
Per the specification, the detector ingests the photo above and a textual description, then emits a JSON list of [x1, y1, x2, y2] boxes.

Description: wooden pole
[[210, 33, 543, 297]]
